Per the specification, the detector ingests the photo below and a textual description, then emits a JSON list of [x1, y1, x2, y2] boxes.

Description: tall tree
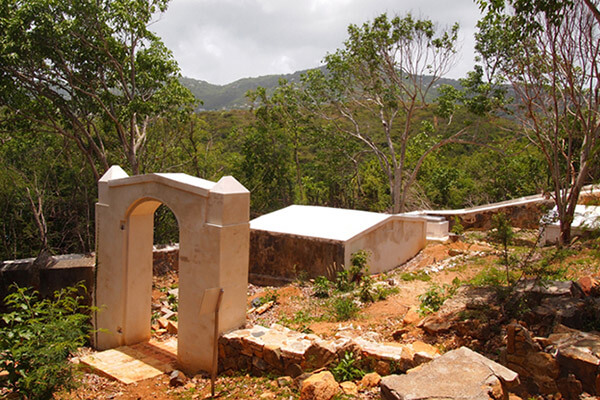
[[476, 0, 600, 245], [0, 0, 195, 179], [280, 13, 469, 213]]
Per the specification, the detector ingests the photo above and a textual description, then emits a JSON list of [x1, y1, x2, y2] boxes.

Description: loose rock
[[300, 371, 340, 400], [547, 325, 600, 395], [380, 347, 519, 400], [359, 372, 381, 389], [169, 370, 186, 387], [340, 381, 358, 396]]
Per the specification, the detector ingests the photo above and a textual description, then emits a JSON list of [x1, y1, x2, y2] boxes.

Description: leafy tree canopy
[[0, 0, 195, 179]]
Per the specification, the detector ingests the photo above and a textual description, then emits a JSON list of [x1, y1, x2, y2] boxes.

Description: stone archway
[[93, 166, 249, 374]]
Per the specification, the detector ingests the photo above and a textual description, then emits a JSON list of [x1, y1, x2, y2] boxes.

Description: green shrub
[[335, 269, 355, 293], [332, 297, 359, 321], [331, 352, 364, 382], [358, 275, 375, 303], [349, 250, 370, 281], [418, 284, 456, 316], [278, 310, 317, 333], [313, 276, 331, 298], [336, 250, 371, 293], [469, 266, 517, 287], [0, 283, 91, 399], [489, 212, 515, 282], [253, 289, 279, 307], [451, 216, 464, 235], [374, 285, 399, 301], [166, 292, 178, 312]]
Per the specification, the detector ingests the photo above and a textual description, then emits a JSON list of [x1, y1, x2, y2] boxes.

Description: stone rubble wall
[[0, 252, 95, 310], [501, 322, 600, 397], [0, 246, 179, 309], [428, 198, 555, 231], [249, 230, 345, 284], [218, 324, 440, 377], [426, 183, 600, 231], [152, 244, 179, 275]]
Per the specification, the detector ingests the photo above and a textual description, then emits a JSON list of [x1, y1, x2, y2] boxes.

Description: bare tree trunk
[[25, 187, 48, 250]]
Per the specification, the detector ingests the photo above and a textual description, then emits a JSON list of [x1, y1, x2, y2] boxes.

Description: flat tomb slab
[[80, 338, 177, 384]]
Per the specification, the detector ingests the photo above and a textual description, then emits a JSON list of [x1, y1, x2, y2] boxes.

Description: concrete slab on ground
[[80, 338, 177, 384]]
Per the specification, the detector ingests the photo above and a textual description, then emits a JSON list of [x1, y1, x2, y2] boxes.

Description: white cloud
[[152, 0, 482, 85]]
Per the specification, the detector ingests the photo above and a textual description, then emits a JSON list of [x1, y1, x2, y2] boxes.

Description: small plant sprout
[[489, 212, 515, 284]]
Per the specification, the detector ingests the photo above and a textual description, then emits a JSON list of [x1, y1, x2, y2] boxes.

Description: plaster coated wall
[[249, 215, 427, 281], [345, 217, 427, 274]]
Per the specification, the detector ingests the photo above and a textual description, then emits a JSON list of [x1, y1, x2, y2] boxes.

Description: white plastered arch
[[93, 166, 250, 374]]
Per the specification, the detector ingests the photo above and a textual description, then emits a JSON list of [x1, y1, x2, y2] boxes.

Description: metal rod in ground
[[211, 288, 224, 398]]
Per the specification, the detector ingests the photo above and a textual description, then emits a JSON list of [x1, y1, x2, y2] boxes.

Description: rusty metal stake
[[211, 288, 224, 398]]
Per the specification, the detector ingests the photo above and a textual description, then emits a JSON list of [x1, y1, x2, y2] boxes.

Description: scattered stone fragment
[[300, 371, 340, 400], [359, 372, 381, 389], [547, 325, 600, 395], [557, 373, 584, 400], [256, 301, 274, 314], [340, 381, 358, 396], [380, 347, 519, 400], [183, 381, 195, 390], [402, 306, 421, 325], [260, 390, 276, 399], [161, 308, 176, 320], [448, 248, 464, 256], [167, 320, 178, 334], [578, 276, 600, 296], [285, 363, 303, 378], [391, 328, 407, 340], [169, 370, 186, 387], [418, 315, 453, 334], [277, 376, 293, 387], [514, 279, 582, 298], [294, 372, 313, 389], [157, 317, 169, 329]]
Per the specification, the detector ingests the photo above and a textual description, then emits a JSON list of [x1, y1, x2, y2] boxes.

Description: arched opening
[[94, 167, 250, 373], [151, 204, 180, 347], [121, 199, 183, 348]]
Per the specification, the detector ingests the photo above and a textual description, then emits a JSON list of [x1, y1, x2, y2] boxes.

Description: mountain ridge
[[180, 67, 463, 111]]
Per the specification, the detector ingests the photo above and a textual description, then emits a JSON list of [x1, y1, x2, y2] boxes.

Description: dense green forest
[[0, 104, 550, 260], [1, 0, 598, 260]]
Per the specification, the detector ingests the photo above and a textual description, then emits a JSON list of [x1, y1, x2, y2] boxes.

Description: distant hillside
[[180, 69, 315, 111], [180, 68, 464, 111]]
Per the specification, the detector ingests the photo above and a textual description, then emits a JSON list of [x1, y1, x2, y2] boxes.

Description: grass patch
[[398, 271, 431, 282], [331, 296, 360, 321]]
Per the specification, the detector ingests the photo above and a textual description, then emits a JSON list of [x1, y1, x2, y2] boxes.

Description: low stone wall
[[579, 187, 600, 205], [218, 324, 439, 377], [426, 184, 600, 231], [249, 230, 345, 284], [152, 244, 179, 275], [426, 197, 555, 230], [0, 246, 179, 309], [0, 252, 95, 310]]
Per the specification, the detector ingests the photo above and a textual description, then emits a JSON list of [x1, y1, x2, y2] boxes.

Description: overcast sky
[[152, 0, 483, 86]]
